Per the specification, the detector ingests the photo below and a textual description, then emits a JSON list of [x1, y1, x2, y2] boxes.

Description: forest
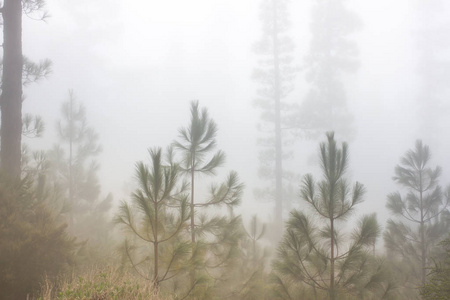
[[0, 0, 449, 299]]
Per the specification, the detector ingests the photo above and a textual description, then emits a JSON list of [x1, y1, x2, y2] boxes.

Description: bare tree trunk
[[0, 0, 23, 178], [272, 0, 283, 236]]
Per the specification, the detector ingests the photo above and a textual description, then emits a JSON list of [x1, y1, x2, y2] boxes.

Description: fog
[[0, 0, 450, 300], [21, 0, 448, 225]]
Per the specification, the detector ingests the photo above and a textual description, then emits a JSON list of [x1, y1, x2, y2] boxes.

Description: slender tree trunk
[[190, 156, 195, 243], [420, 219, 425, 285], [190, 156, 196, 289], [252, 237, 256, 268], [154, 201, 159, 286], [69, 95, 74, 232], [329, 179, 336, 300], [0, 0, 23, 178], [330, 217, 335, 300], [272, 0, 283, 235], [419, 173, 426, 286]]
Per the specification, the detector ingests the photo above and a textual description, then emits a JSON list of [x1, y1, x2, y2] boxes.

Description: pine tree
[[115, 147, 191, 288], [253, 0, 297, 236], [273, 133, 389, 299], [384, 140, 450, 288], [52, 90, 102, 233], [173, 101, 225, 243], [294, 0, 361, 139], [0, 0, 49, 178], [173, 101, 244, 297]]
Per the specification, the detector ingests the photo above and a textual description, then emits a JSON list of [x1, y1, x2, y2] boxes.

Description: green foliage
[[384, 140, 449, 289], [114, 102, 246, 299], [173, 100, 226, 244], [272, 133, 391, 299], [115, 147, 192, 288], [421, 237, 450, 300], [170, 101, 248, 298], [173, 100, 225, 176], [0, 175, 76, 299]]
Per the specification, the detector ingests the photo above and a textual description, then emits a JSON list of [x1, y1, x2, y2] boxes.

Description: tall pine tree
[[253, 0, 297, 235], [0, 0, 48, 178], [294, 0, 361, 140]]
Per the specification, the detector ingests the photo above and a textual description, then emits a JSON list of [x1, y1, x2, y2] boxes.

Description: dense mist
[[1, 0, 449, 299]]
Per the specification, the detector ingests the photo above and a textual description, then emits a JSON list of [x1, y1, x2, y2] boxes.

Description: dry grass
[[38, 267, 170, 300]]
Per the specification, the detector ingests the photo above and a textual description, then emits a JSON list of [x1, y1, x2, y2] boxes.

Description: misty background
[[21, 0, 450, 228]]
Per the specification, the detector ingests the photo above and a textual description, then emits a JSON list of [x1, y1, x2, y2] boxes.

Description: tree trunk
[[190, 156, 196, 288], [272, 0, 283, 236], [1, 0, 23, 178], [190, 156, 195, 243], [419, 173, 426, 286], [330, 217, 335, 300], [154, 201, 159, 286], [69, 96, 74, 232]]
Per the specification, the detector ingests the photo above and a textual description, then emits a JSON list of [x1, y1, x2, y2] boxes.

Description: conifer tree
[[273, 133, 388, 299], [51, 90, 104, 235], [253, 0, 297, 236], [173, 100, 225, 243], [173, 101, 245, 297], [294, 0, 361, 139], [0, 0, 49, 178], [384, 140, 450, 287], [115, 147, 191, 288]]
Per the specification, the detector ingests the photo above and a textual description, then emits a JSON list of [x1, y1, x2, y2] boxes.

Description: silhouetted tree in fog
[[0, 0, 48, 178], [253, 0, 297, 236], [294, 0, 361, 140], [384, 141, 450, 288], [52, 90, 102, 234]]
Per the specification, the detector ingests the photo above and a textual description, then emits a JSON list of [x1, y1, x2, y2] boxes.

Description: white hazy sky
[[20, 0, 450, 227]]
